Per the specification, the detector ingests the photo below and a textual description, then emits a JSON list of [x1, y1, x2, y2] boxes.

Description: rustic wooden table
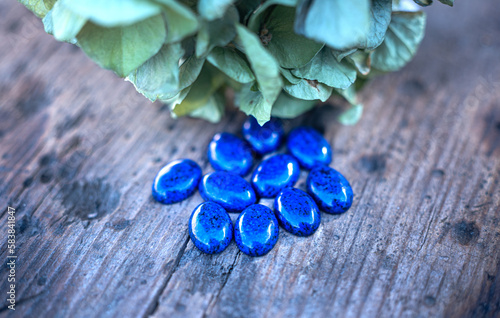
[[1, 1, 499, 317]]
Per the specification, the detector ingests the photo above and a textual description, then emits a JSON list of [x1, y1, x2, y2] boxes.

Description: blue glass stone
[[287, 127, 332, 170], [188, 202, 233, 254], [208, 132, 254, 176], [199, 171, 257, 212], [251, 154, 300, 198], [274, 188, 320, 236], [242, 116, 284, 155], [234, 204, 279, 257], [306, 166, 353, 214], [152, 159, 202, 204]]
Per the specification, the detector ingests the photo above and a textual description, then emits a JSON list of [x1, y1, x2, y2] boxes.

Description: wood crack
[[143, 234, 190, 318], [202, 251, 241, 318]]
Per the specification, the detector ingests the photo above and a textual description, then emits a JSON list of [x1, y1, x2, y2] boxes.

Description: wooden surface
[[1, 1, 499, 317]]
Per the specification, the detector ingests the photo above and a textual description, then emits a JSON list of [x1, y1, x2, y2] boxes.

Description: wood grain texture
[[0, 1, 499, 317]]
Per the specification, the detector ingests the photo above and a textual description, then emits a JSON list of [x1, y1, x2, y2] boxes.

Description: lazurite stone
[[307, 166, 353, 214], [242, 116, 284, 155], [274, 188, 320, 236], [199, 171, 257, 212], [251, 154, 300, 198], [208, 132, 254, 176], [234, 204, 279, 257], [189, 202, 233, 254], [287, 127, 332, 170], [152, 159, 202, 204]]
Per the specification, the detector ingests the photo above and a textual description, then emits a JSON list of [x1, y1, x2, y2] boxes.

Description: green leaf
[[44, 0, 56, 10], [338, 104, 363, 125], [127, 43, 184, 101], [252, 5, 323, 68], [178, 56, 206, 90], [198, 0, 235, 21], [43, 0, 57, 10], [196, 28, 210, 58], [155, 0, 198, 43], [280, 68, 302, 84], [19, 0, 55, 18], [179, 0, 197, 8], [355, 0, 392, 50], [195, 6, 239, 58], [189, 89, 226, 123], [162, 87, 191, 114], [332, 49, 357, 62], [248, 0, 298, 30], [235, 83, 274, 125], [43, 1, 87, 42], [283, 78, 332, 102], [271, 91, 316, 118], [294, 0, 371, 50], [235, 0, 264, 24], [158, 55, 206, 101], [77, 15, 166, 77], [335, 85, 357, 104], [235, 24, 282, 107], [347, 50, 372, 76], [171, 65, 225, 116], [393, 0, 420, 11], [292, 48, 357, 89], [207, 47, 255, 83], [371, 11, 426, 72], [413, 0, 433, 6], [61, 0, 161, 27], [43, 10, 54, 34], [438, 0, 453, 6]]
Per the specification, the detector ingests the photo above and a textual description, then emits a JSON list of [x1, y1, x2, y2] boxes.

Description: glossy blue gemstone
[[188, 202, 233, 254], [274, 188, 320, 236], [242, 116, 284, 155], [208, 132, 254, 176], [152, 159, 202, 204], [234, 204, 279, 257], [251, 154, 300, 198], [199, 171, 257, 212], [307, 166, 353, 214], [287, 127, 332, 170]]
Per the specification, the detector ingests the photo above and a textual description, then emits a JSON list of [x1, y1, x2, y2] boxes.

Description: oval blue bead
[[188, 202, 233, 254], [287, 127, 332, 170], [306, 166, 353, 214], [152, 159, 202, 204], [274, 188, 320, 236], [234, 204, 279, 257], [208, 132, 254, 176], [199, 171, 257, 212], [242, 116, 284, 155], [251, 154, 300, 198]]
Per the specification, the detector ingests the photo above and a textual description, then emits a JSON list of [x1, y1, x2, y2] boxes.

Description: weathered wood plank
[[0, 1, 499, 317]]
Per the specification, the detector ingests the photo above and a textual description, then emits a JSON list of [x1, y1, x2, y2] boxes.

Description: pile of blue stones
[[152, 117, 353, 257]]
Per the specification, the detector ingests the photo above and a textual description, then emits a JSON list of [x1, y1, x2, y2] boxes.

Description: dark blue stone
[[152, 159, 202, 204], [274, 188, 320, 236], [307, 166, 353, 214], [251, 154, 300, 198], [188, 202, 233, 254], [234, 204, 279, 257], [208, 132, 254, 176], [286, 126, 332, 170], [242, 116, 284, 155], [199, 171, 257, 212]]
